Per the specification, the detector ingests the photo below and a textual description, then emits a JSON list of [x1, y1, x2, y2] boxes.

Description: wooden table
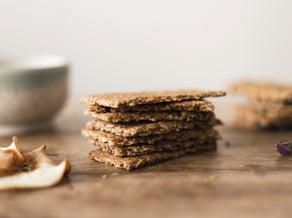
[[0, 103, 292, 218]]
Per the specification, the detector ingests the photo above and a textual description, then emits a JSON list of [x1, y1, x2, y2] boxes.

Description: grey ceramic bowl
[[0, 55, 69, 134]]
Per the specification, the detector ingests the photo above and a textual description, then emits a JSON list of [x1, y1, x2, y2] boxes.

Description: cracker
[[84, 110, 215, 123], [87, 100, 215, 113], [230, 81, 292, 103], [85, 118, 221, 137], [82, 128, 220, 147], [90, 143, 216, 171], [81, 89, 226, 108], [93, 137, 217, 157], [233, 105, 292, 128]]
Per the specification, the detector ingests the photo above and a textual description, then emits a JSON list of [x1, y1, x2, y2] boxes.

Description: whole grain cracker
[[81, 89, 226, 108], [93, 138, 217, 157], [85, 118, 221, 137], [90, 143, 216, 171], [87, 100, 215, 113], [233, 105, 292, 128], [84, 111, 215, 123], [230, 81, 292, 103], [82, 128, 220, 147]]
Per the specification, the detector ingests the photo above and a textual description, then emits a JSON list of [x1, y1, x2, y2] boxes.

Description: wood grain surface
[[0, 103, 292, 218]]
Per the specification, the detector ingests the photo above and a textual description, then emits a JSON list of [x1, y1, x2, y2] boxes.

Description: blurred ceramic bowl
[[0, 55, 69, 134]]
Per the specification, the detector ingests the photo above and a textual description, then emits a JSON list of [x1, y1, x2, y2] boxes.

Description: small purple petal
[[275, 143, 291, 155]]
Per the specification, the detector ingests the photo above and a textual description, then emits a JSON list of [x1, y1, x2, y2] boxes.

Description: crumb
[[101, 174, 108, 179]]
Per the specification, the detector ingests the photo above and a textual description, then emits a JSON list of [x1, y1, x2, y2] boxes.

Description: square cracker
[[229, 81, 292, 103], [93, 137, 217, 157], [85, 118, 221, 137], [84, 111, 215, 123], [82, 128, 220, 147], [81, 89, 226, 108], [90, 143, 216, 171], [87, 100, 215, 113], [233, 105, 292, 129]]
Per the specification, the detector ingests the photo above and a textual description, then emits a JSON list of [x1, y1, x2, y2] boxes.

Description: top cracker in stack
[[230, 81, 292, 129], [81, 89, 226, 170]]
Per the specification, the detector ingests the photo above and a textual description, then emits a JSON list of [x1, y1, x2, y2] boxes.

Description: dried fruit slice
[[0, 137, 70, 190], [0, 136, 24, 175]]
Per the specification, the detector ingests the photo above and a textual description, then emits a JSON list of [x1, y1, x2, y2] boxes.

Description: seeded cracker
[[86, 100, 215, 113], [229, 81, 292, 103], [81, 90, 226, 108], [93, 138, 218, 157], [84, 111, 215, 123], [85, 119, 220, 137], [230, 81, 292, 129], [82, 128, 220, 147], [81, 89, 226, 170], [234, 105, 292, 128], [90, 143, 216, 171]]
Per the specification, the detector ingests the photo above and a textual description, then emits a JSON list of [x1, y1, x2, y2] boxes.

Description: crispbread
[[234, 105, 292, 128], [82, 89, 225, 170], [230, 81, 292, 103], [81, 89, 226, 108], [237, 99, 292, 114], [82, 128, 220, 147], [93, 137, 217, 157], [230, 81, 292, 129], [84, 110, 215, 123], [90, 143, 216, 170], [87, 100, 215, 113], [85, 118, 221, 137]]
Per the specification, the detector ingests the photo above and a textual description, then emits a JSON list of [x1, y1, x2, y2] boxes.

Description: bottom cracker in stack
[[81, 90, 226, 170], [230, 81, 292, 129]]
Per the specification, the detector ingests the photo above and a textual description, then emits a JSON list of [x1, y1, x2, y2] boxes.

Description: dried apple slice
[[0, 136, 25, 175], [0, 137, 70, 190]]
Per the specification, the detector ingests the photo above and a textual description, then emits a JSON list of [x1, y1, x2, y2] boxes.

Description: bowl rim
[[0, 54, 69, 75]]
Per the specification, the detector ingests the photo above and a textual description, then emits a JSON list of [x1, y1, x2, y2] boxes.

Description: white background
[[0, 0, 291, 101]]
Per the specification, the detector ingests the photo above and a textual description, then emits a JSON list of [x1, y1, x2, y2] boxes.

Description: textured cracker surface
[[230, 81, 292, 102], [87, 100, 215, 113], [90, 143, 216, 171], [230, 81, 292, 129], [93, 138, 217, 157], [85, 118, 220, 137], [82, 128, 219, 147], [84, 111, 215, 123], [233, 105, 292, 128], [81, 89, 226, 108]]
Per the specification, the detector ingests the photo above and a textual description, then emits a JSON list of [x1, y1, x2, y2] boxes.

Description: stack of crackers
[[81, 90, 226, 170], [230, 81, 292, 129]]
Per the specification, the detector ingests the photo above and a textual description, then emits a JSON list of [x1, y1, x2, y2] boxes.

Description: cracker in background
[[229, 81, 292, 103], [234, 105, 292, 128]]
